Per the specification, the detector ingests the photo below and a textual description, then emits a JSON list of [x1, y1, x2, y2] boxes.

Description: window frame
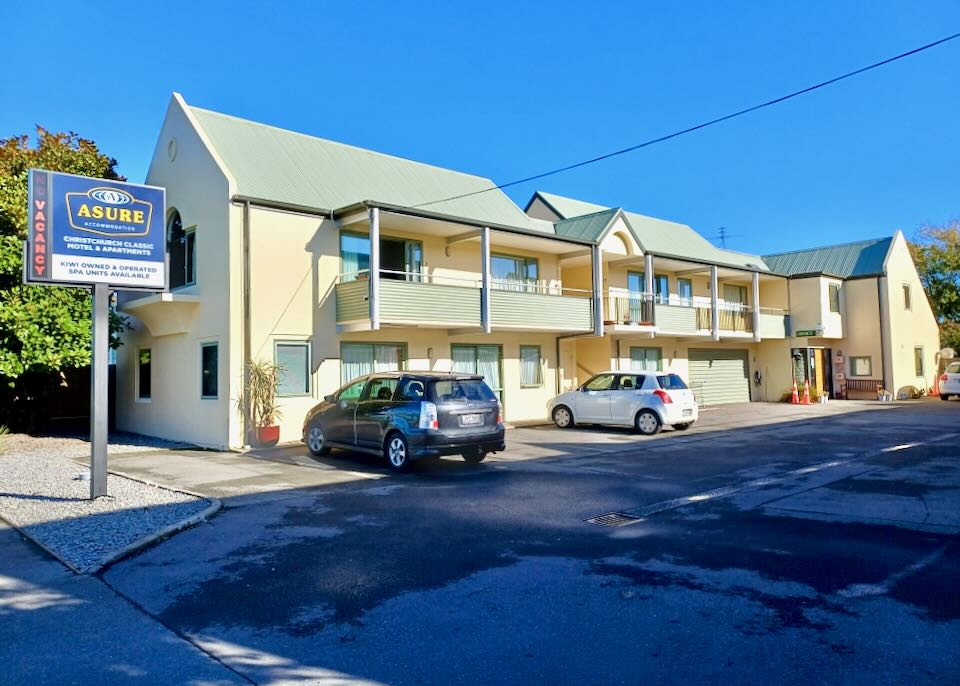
[[828, 283, 840, 313], [677, 278, 693, 305], [914, 346, 924, 377], [167, 209, 197, 290], [200, 341, 219, 399], [849, 356, 872, 377], [339, 342, 407, 385], [136, 347, 152, 402], [491, 253, 539, 292], [903, 283, 912, 310], [519, 345, 543, 388], [630, 346, 663, 372], [274, 340, 312, 397]]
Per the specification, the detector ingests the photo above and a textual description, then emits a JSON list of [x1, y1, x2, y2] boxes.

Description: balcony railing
[[336, 270, 593, 331]]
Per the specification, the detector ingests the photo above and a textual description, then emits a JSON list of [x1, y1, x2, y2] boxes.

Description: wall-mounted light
[[427, 347, 434, 359]]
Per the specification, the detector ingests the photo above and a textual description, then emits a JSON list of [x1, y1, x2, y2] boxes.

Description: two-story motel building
[[115, 94, 940, 449]]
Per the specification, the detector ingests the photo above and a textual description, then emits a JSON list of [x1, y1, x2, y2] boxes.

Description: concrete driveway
[[3, 399, 958, 685]]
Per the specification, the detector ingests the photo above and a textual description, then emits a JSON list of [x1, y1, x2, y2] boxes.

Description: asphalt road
[[3, 401, 959, 685]]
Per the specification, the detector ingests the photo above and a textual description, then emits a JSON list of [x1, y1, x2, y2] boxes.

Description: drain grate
[[586, 512, 642, 527]]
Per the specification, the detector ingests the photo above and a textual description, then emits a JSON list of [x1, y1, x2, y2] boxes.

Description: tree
[[909, 222, 960, 351], [0, 128, 127, 427]]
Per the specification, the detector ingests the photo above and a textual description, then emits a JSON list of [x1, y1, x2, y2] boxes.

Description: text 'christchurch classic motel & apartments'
[[114, 94, 940, 449]]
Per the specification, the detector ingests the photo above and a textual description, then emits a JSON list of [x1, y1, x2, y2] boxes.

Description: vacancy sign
[[26, 170, 167, 290]]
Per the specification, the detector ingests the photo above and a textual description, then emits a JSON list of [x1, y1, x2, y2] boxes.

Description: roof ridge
[[188, 104, 502, 188], [764, 235, 892, 258]]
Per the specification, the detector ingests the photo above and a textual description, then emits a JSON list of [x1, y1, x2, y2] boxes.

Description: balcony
[[604, 291, 789, 339], [335, 270, 593, 333]]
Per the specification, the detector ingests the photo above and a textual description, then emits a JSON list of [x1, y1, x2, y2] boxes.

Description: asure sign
[[26, 170, 167, 290]]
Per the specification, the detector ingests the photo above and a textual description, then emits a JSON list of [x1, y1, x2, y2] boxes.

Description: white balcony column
[[752, 270, 761, 342], [710, 264, 720, 341], [481, 226, 492, 334], [592, 244, 603, 336], [369, 206, 380, 330], [644, 253, 654, 297]]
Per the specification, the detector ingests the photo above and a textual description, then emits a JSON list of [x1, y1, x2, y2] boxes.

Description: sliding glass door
[[451, 344, 503, 404]]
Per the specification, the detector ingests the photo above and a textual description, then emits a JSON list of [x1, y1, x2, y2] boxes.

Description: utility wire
[[412, 31, 960, 210]]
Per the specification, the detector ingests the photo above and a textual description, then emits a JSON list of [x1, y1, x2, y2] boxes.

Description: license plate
[[460, 413, 483, 426], [682, 409, 693, 417]]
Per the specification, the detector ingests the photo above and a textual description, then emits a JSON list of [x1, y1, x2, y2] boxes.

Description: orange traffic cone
[[802, 380, 811, 405], [791, 380, 800, 404]]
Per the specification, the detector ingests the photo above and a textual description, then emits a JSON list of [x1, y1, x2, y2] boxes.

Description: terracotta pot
[[252, 425, 280, 448]]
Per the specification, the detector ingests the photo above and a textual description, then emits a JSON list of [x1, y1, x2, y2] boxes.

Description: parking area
[[3, 399, 958, 685]]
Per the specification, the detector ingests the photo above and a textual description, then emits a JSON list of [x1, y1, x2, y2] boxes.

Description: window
[[628, 271, 668, 302], [201, 343, 218, 398], [338, 378, 367, 403], [137, 349, 151, 400], [341, 343, 405, 384], [433, 379, 497, 403], [829, 284, 840, 313], [364, 377, 399, 401], [850, 356, 872, 377], [584, 374, 616, 391], [167, 210, 196, 289], [724, 284, 747, 307], [914, 347, 924, 377], [903, 284, 912, 310], [275, 342, 310, 396], [492, 254, 538, 292], [657, 374, 688, 390], [519, 345, 542, 387], [397, 378, 426, 401], [677, 278, 693, 305], [630, 347, 662, 372], [340, 232, 423, 282], [452, 344, 502, 401], [617, 374, 645, 390]]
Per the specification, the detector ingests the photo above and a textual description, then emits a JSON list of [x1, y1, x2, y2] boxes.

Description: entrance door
[[688, 349, 750, 406]]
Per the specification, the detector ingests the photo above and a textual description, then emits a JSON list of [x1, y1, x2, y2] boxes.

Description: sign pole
[[90, 283, 109, 498]]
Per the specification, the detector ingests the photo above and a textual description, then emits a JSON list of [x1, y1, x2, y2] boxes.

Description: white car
[[940, 361, 960, 400], [549, 371, 698, 435]]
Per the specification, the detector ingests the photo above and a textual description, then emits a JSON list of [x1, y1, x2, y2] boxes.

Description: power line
[[412, 31, 960, 210]]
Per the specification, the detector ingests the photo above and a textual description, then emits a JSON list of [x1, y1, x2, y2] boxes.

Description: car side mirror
[[324, 394, 335, 402]]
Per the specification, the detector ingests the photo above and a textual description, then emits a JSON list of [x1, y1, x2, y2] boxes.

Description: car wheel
[[384, 432, 411, 472], [941, 394, 951, 401], [462, 448, 487, 464], [306, 424, 331, 456], [674, 422, 693, 431], [552, 405, 575, 429], [635, 409, 661, 436]]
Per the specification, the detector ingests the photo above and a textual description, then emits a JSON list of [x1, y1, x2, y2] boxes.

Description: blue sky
[[4, 1, 958, 254]]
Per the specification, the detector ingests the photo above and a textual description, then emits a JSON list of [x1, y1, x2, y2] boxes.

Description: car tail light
[[941, 373, 949, 382], [419, 401, 438, 429], [653, 389, 673, 404], [496, 405, 503, 425]]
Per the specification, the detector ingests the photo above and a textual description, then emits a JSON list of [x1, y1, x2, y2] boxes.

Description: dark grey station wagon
[[302, 371, 506, 471]]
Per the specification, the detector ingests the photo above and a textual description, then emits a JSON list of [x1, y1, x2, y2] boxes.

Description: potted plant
[[239, 359, 284, 447]]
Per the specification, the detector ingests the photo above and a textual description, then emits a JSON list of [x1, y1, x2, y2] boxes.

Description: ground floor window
[[630, 347, 662, 371], [849, 356, 872, 377], [137, 349, 151, 400], [914, 347, 924, 377], [201, 342, 218, 399], [451, 344, 503, 401], [276, 341, 311, 396], [519, 345, 542, 387], [341, 343, 405, 384]]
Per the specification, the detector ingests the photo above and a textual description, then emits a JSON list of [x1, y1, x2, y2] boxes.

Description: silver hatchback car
[[548, 371, 698, 435]]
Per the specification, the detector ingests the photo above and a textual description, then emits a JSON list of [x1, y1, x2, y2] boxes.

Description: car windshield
[[431, 379, 497, 403], [584, 374, 616, 391], [657, 374, 688, 390]]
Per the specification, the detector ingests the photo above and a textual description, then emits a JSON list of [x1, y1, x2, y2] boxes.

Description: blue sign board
[[26, 170, 167, 290]]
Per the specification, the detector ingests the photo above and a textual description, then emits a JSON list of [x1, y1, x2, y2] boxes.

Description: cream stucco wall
[[882, 233, 941, 396], [116, 95, 235, 449]]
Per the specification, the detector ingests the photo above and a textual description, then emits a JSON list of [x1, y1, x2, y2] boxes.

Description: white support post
[[481, 226, 491, 334], [644, 253, 654, 297], [369, 207, 380, 330], [752, 271, 761, 342], [592, 244, 603, 336], [710, 264, 720, 341]]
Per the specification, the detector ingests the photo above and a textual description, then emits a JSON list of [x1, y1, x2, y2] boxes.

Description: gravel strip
[[0, 431, 195, 458], [0, 449, 215, 573]]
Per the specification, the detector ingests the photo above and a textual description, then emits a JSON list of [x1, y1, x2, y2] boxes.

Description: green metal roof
[[763, 237, 892, 279], [554, 208, 621, 241], [534, 191, 769, 271], [189, 104, 555, 234]]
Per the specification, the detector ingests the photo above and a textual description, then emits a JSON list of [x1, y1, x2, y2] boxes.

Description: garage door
[[688, 349, 750, 406]]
